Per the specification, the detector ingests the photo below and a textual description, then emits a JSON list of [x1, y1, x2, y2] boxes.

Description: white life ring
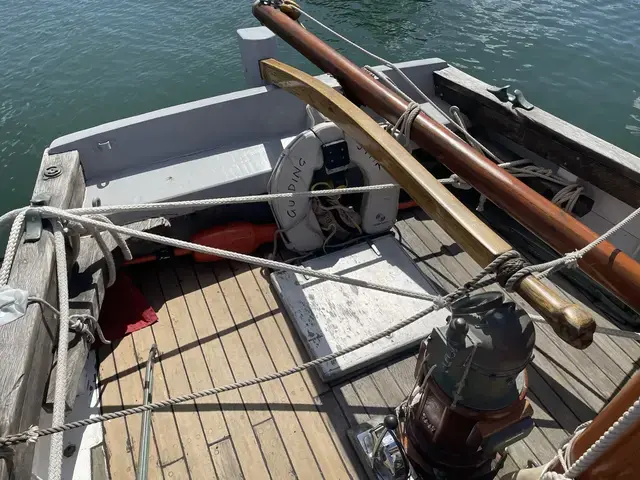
[[268, 122, 399, 252]]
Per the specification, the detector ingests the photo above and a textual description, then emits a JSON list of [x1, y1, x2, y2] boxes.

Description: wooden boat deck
[[97, 208, 640, 479]]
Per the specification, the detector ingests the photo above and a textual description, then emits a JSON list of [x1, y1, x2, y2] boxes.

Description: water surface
[[1, 0, 639, 215]]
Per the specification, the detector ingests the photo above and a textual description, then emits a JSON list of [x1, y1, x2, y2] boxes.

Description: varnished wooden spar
[[259, 58, 594, 348], [567, 370, 640, 478], [253, 2, 640, 315]]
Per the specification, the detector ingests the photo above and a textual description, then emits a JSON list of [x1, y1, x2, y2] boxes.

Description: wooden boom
[[260, 58, 594, 348], [253, 2, 640, 317]]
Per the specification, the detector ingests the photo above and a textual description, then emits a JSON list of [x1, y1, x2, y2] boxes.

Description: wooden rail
[[260, 58, 595, 349], [0, 151, 85, 479], [0, 151, 118, 479], [433, 66, 640, 209]]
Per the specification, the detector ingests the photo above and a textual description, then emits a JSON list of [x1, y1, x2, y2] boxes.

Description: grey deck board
[[350, 374, 392, 418], [314, 390, 369, 479], [385, 355, 419, 395], [368, 367, 407, 409]]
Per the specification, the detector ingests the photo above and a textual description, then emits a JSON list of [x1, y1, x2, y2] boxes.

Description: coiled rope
[[298, 3, 585, 214], [1, 7, 638, 473]]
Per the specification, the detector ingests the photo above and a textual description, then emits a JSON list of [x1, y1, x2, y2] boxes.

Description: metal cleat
[[487, 85, 534, 111]]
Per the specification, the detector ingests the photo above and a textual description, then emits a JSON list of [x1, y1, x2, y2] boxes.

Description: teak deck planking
[[99, 208, 639, 479]]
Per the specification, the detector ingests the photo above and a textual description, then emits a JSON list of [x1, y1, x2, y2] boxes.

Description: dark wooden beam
[[433, 66, 640, 208]]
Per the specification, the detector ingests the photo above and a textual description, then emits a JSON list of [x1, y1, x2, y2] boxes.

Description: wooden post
[[0, 150, 84, 480], [237, 26, 278, 88]]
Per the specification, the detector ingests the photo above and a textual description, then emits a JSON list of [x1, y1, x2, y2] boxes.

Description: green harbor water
[[1, 0, 639, 216]]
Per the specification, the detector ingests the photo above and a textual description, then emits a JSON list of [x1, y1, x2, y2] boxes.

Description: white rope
[[565, 397, 640, 477], [8, 206, 443, 304], [448, 106, 584, 213], [552, 184, 584, 213], [295, 6, 586, 215], [66, 214, 132, 288], [48, 221, 69, 480], [0, 185, 397, 229], [29, 296, 110, 345], [539, 396, 640, 478], [507, 205, 640, 291], [0, 249, 513, 447], [293, 6, 513, 163], [0, 210, 26, 287], [387, 101, 422, 147], [449, 106, 500, 161]]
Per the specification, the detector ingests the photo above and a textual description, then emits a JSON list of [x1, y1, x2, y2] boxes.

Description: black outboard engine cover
[[427, 291, 535, 410]]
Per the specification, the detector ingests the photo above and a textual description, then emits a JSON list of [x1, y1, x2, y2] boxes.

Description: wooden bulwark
[[433, 66, 640, 209], [99, 207, 638, 478], [0, 150, 85, 480]]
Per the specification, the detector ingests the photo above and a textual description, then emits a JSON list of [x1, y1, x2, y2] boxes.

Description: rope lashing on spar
[[538, 397, 640, 479], [386, 101, 422, 147], [257, 5, 640, 477]]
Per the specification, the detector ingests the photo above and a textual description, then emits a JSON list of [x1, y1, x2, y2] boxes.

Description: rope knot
[[432, 297, 448, 311], [496, 255, 530, 290], [26, 425, 39, 444], [69, 315, 110, 345], [387, 101, 422, 147], [564, 250, 582, 269], [448, 174, 472, 191]]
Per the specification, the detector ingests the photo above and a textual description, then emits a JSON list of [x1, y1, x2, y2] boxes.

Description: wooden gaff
[[253, 2, 640, 315], [259, 58, 594, 348]]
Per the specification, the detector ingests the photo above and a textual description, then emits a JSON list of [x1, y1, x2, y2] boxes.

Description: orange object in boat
[[178, 221, 277, 263], [125, 201, 415, 267], [124, 222, 277, 265], [398, 200, 417, 210]]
